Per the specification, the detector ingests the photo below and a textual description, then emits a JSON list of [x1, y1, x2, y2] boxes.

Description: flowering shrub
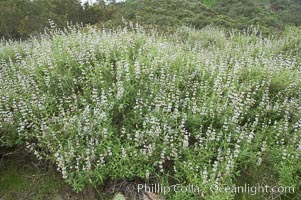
[[0, 25, 300, 199]]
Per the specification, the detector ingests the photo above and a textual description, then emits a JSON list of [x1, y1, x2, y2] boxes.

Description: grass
[[0, 148, 70, 200], [0, 148, 115, 200]]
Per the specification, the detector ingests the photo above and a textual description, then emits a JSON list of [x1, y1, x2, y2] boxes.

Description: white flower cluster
[[0, 25, 300, 191]]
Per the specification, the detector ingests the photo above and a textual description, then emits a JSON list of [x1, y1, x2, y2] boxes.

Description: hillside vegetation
[[1, 0, 301, 40], [0, 24, 301, 199], [115, 0, 301, 33]]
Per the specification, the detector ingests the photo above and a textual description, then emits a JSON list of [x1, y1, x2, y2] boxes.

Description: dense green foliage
[[211, 0, 301, 30], [1, 25, 300, 199], [117, 0, 301, 34], [0, 0, 114, 39], [1, 0, 301, 40]]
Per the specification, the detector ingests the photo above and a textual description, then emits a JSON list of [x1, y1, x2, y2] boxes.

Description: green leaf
[[113, 193, 126, 200]]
